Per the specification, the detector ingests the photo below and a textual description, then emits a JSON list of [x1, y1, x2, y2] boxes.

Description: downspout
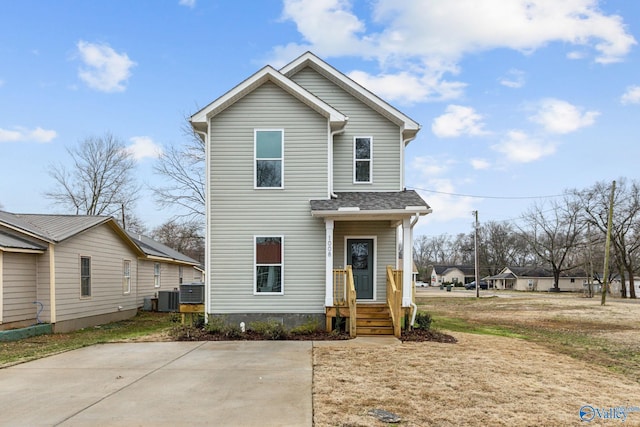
[[194, 127, 209, 323], [408, 212, 431, 327], [49, 243, 56, 325], [329, 121, 347, 198]]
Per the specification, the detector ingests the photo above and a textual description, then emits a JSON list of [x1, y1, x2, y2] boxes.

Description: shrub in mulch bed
[[171, 325, 351, 341], [401, 328, 458, 343]]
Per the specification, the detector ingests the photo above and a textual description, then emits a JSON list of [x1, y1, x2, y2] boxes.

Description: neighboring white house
[[190, 52, 431, 333], [0, 211, 199, 332], [430, 265, 475, 286], [487, 266, 588, 292]]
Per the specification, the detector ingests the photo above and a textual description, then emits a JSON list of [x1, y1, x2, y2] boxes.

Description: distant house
[[430, 265, 475, 286], [487, 266, 587, 292], [0, 211, 199, 332], [190, 52, 430, 336], [127, 232, 202, 304]]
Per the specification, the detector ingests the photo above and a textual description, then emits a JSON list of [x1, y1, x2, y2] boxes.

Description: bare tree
[[152, 122, 205, 221], [45, 133, 139, 217], [478, 221, 530, 276], [151, 220, 204, 264], [578, 179, 640, 299], [519, 195, 586, 291]]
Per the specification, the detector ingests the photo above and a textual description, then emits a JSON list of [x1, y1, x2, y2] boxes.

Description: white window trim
[[80, 255, 92, 299], [154, 262, 161, 288], [344, 235, 377, 301], [254, 129, 284, 189], [123, 259, 131, 295], [254, 235, 284, 295], [353, 136, 373, 184]]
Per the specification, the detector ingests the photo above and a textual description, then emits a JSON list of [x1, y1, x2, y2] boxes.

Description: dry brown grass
[[312, 291, 640, 426]]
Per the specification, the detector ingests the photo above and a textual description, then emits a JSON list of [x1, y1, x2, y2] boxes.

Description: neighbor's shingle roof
[[0, 229, 47, 251], [310, 190, 429, 211], [127, 232, 199, 265], [0, 211, 110, 243]]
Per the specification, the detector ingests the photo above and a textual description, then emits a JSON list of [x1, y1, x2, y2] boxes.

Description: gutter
[[193, 127, 210, 323]]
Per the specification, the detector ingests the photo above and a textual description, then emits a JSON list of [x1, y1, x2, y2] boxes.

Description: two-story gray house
[[190, 52, 430, 336]]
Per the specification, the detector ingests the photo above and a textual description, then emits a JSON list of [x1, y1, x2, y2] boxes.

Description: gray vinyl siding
[[53, 225, 138, 322], [2, 252, 38, 323], [290, 68, 402, 191], [332, 221, 398, 302], [209, 81, 329, 314]]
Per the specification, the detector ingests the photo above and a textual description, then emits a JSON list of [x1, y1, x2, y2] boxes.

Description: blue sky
[[1, 0, 639, 237]]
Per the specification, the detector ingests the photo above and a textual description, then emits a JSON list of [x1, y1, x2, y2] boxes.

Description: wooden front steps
[[356, 304, 393, 336]]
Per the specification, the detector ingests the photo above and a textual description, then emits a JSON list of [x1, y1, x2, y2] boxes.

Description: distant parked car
[[465, 281, 488, 290], [415, 281, 426, 287]]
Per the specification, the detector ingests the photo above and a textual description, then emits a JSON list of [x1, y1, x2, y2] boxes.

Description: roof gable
[[280, 52, 420, 142], [0, 211, 145, 256], [190, 65, 347, 133]]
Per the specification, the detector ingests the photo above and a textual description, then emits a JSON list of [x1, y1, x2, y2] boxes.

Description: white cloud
[[491, 130, 556, 163], [471, 159, 491, 170], [431, 105, 488, 138], [272, 0, 635, 104], [76, 40, 136, 92], [621, 85, 640, 105], [0, 126, 57, 143], [179, 0, 195, 7], [529, 98, 599, 134], [410, 156, 453, 177], [499, 69, 525, 88], [348, 68, 465, 104], [413, 179, 476, 226], [127, 136, 163, 160]]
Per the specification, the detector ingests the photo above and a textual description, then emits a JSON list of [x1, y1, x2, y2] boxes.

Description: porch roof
[[310, 190, 431, 219]]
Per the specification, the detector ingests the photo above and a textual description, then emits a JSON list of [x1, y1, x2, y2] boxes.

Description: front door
[[347, 239, 374, 300]]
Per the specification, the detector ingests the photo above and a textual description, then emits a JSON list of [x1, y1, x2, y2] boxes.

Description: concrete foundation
[[52, 308, 137, 333], [209, 312, 325, 330]]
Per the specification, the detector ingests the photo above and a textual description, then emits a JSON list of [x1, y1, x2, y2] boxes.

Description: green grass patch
[[433, 315, 526, 339], [0, 311, 175, 367]]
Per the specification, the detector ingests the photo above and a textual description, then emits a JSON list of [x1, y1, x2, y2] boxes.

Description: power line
[[407, 186, 565, 200]]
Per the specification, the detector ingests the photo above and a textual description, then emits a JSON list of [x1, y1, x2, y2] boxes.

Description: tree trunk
[[628, 267, 637, 299]]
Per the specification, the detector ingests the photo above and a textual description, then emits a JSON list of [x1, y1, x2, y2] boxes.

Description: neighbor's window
[[154, 262, 161, 288], [123, 260, 131, 294], [80, 256, 91, 297], [255, 130, 283, 188], [354, 136, 372, 183], [179, 266, 184, 284], [255, 236, 283, 294]]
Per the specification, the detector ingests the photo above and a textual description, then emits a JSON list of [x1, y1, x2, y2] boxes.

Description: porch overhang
[[310, 190, 432, 221]]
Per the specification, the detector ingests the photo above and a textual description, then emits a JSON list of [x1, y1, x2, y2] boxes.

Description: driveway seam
[[53, 342, 207, 426]]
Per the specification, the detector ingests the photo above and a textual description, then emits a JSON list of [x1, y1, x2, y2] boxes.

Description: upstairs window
[[255, 236, 283, 294], [354, 136, 372, 183], [255, 130, 283, 188]]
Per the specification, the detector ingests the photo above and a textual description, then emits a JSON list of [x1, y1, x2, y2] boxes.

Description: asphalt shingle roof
[[0, 229, 47, 251], [127, 232, 199, 265], [310, 190, 429, 211]]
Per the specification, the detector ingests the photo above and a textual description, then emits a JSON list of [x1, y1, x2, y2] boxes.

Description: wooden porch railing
[[332, 266, 357, 337], [386, 266, 402, 337]]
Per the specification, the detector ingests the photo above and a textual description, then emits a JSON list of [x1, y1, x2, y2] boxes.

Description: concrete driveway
[[0, 341, 312, 426]]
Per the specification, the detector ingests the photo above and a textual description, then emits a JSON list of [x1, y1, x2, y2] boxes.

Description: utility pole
[[602, 180, 615, 306], [473, 210, 480, 298]]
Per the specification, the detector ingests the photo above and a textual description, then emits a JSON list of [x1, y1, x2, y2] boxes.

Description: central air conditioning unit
[[179, 282, 205, 304], [158, 290, 179, 312]]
